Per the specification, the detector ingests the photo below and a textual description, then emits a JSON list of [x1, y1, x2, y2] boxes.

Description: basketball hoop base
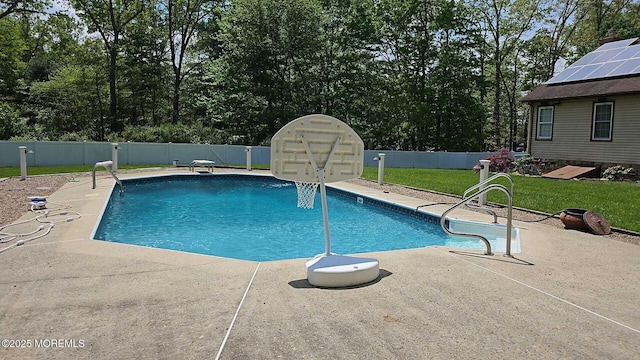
[[305, 254, 380, 288]]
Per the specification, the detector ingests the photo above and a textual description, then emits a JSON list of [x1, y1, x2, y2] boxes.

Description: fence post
[[19, 146, 30, 180], [478, 159, 491, 205], [111, 143, 119, 172], [245, 146, 252, 171], [374, 153, 386, 185]]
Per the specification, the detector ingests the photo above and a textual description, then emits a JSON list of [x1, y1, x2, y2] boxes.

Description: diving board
[[189, 160, 215, 172]]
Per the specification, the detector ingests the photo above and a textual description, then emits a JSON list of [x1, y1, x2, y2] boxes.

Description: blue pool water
[[93, 175, 485, 261]]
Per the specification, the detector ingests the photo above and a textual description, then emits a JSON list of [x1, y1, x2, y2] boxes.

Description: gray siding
[[529, 95, 640, 166]]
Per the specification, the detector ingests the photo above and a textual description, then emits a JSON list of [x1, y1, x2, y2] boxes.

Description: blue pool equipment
[[28, 196, 47, 210]]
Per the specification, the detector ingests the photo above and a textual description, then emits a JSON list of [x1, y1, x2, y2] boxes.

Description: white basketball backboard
[[270, 114, 364, 183]]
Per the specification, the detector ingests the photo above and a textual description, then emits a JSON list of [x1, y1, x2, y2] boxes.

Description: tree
[[378, 0, 439, 150], [0, 0, 49, 20], [29, 63, 107, 139], [207, 0, 325, 144], [19, 12, 83, 84], [166, 0, 219, 124], [429, 0, 486, 151], [120, 2, 170, 126], [0, 16, 26, 99], [475, 0, 548, 149], [314, 0, 385, 145], [377, 0, 486, 151], [0, 101, 28, 139], [72, 0, 146, 133], [569, 0, 640, 60]]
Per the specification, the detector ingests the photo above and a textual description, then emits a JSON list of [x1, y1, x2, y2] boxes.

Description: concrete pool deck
[[1, 168, 639, 359]]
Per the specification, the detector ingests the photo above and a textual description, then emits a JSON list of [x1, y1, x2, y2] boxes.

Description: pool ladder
[[439, 173, 513, 256], [92, 161, 123, 193]]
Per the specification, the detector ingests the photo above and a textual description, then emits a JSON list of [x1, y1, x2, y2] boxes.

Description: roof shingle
[[520, 76, 640, 102]]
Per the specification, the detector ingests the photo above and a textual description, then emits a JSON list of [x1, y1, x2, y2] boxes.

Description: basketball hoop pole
[[301, 135, 341, 256], [317, 168, 331, 256]]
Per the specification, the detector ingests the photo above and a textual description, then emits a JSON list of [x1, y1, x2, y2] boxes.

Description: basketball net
[[295, 181, 319, 209]]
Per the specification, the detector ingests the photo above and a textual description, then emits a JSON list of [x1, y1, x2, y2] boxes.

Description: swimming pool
[[92, 174, 518, 261]]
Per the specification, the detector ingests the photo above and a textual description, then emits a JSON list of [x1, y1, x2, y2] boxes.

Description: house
[[521, 37, 640, 171]]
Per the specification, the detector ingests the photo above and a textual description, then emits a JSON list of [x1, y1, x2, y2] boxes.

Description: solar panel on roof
[[596, 37, 638, 51], [611, 46, 640, 61], [546, 67, 582, 83], [607, 57, 640, 76], [564, 64, 602, 82], [571, 51, 602, 67], [546, 37, 640, 84], [588, 61, 624, 78], [595, 48, 625, 62]]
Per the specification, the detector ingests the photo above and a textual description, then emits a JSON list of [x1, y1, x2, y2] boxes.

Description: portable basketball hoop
[[271, 114, 380, 287]]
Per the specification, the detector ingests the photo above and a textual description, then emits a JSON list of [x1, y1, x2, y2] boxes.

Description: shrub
[[58, 131, 92, 141], [513, 157, 543, 176], [119, 122, 226, 144], [0, 102, 29, 140], [603, 165, 637, 181], [475, 148, 515, 173]]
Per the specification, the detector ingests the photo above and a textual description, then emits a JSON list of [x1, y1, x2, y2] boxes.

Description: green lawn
[[2, 165, 638, 233], [0, 164, 170, 177], [362, 167, 640, 233]]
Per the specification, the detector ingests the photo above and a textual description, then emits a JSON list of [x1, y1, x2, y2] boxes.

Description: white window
[[592, 102, 613, 141], [536, 106, 553, 140]]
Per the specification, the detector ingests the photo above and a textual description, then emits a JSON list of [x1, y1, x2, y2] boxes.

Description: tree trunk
[[493, 60, 501, 148], [172, 70, 180, 124], [95, 73, 105, 141], [478, 41, 486, 150], [109, 46, 118, 133], [152, 88, 158, 126]]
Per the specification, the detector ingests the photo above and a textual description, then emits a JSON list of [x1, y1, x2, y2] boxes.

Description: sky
[[47, 0, 77, 17]]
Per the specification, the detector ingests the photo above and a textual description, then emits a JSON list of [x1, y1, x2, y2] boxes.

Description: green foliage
[[569, 0, 640, 61], [120, 4, 171, 126], [29, 65, 107, 139], [72, 0, 148, 133], [20, 12, 83, 83], [206, 0, 327, 144], [0, 16, 26, 97], [513, 156, 543, 175], [206, 0, 487, 149], [0, 164, 170, 177], [377, 0, 487, 151], [0, 102, 28, 139], [0, 0, 51, 20], [603, 165, 638, 182], [166, 0, 216, 124], [120, 122, 224, 144], [3, 0, 639, 153], [474, 0, 549, 150]]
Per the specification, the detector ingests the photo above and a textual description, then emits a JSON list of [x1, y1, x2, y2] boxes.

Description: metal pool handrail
[[440, 183, 514, 257], [461, 173, 513, 224], [92, 161, 123, 193], [463, 172, 514, 200]]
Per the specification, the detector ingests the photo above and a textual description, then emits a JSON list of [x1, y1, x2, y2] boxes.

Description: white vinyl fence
[[0, 140, 512, 170]]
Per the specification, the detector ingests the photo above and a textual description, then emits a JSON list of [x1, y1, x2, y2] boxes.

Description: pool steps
[[440, 173, 514, 257]]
